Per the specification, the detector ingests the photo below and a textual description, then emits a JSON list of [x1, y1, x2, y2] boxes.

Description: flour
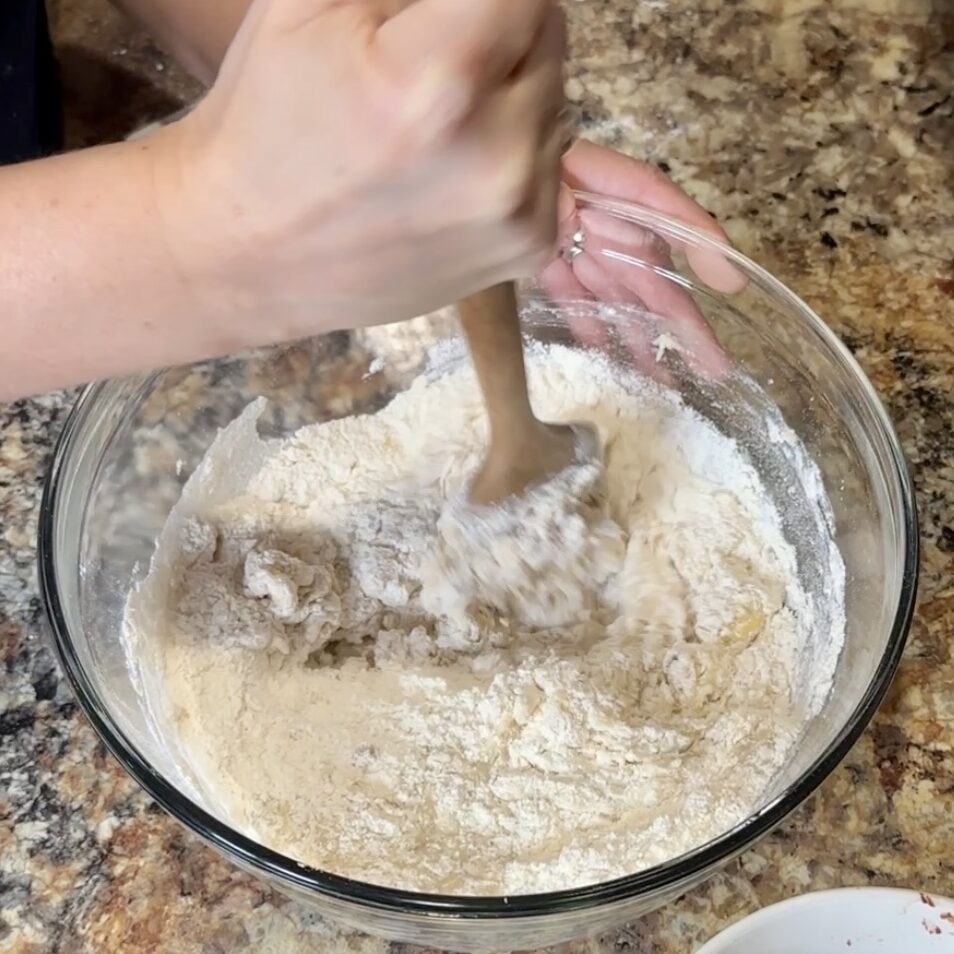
[[124, 341, 843, 896], [355, 307, 458, 380], [422, 423, 626, 630]]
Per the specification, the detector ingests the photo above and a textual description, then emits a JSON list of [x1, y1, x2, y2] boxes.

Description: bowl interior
[[696, 889, 954, 954], [41, 198, 915, 929]]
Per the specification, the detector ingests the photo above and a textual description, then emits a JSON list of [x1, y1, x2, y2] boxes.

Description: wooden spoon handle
[[457, 283, 536, 450]]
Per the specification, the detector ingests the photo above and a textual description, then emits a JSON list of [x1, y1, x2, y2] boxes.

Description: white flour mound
[[124, 342, 843, 896]]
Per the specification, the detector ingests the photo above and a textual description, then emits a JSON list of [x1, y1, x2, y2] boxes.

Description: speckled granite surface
[[2, 0, 953, 951]]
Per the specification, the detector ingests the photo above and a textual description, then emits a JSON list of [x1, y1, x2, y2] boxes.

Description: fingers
[[562, 140, 747, 294], [375, 0, 556, 123], [540, 194, 729, 378], [456, 4, 564, 277], [527, 117, 571, 267], [544, 188, 642, 358], [620, 318, 677, 386], [513, 7, 567, 265], [569, 246, 677, 383], [552, 141, 736, 375], [577, 207, 731, 376], [375, 0, 565, 285], [539, 258, 609, 347], [563, 140, 721, 236], [507, 4, 567, 134], [543, 206, 672, 379], [539, 256, 674, 384]]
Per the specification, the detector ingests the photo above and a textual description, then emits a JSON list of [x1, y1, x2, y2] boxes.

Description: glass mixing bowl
[[38, 195, 917, 952]]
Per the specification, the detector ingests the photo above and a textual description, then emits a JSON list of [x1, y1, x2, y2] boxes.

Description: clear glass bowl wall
[[39, 195, 917, 952]]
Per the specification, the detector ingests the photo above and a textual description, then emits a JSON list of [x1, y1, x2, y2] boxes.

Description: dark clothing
[[0, 0, 62, 165]]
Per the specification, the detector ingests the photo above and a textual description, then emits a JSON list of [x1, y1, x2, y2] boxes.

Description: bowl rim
[[694, 887, 954, 952], [37, 195, 919, 920]]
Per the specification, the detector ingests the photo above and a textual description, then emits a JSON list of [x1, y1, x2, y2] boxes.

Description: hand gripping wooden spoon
[[456, 282, 579, 506]]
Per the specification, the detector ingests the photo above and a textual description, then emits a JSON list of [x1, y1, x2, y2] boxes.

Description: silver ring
[[562, 229, 586, 262]]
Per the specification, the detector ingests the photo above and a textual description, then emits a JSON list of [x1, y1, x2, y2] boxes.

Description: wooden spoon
[[457, 282, 577, 506]]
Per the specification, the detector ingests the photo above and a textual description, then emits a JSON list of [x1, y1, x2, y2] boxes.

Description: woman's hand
[[154, 0, 568, 345], [543, 140, 744, 378]]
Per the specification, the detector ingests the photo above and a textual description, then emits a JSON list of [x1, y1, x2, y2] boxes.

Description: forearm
[[0, 137, 243, 400], [110, 0, 252, 83], [0, 0, 569, 404]]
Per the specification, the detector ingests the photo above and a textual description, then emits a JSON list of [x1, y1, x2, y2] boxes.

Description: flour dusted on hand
[[125, 342, 842, 896]]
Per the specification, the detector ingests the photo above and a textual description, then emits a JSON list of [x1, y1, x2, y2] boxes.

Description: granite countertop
[[2, 0, 953, 951]]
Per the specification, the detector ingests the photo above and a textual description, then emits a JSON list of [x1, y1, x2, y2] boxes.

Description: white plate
[[696, 887, 954, 953]]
